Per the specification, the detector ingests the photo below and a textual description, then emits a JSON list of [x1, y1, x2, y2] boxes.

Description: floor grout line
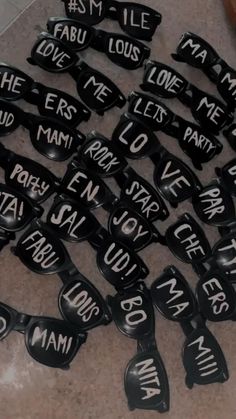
[[0, 0, 37, 36]]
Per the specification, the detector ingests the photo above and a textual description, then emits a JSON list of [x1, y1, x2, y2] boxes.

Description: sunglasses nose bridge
[[15, 312, 31, 332], [91, 30, 107, 52]]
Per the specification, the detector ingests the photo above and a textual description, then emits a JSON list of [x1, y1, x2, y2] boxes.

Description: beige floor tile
[[0, 0, 19, 32]]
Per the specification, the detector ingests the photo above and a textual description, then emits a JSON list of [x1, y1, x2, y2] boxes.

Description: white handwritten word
[[135, 358, 161, 399], [0, 71, 25, 94], [220, 72, 236, 97], [181, 39, 207, 64], [36, 41, 71, 68], [36, 125, 73, 149], [62, 282, 100, 322], [66, 170, 99, 202], [147, 67, 184, 94], [133, 97, 167, 124], [198, 187, 225, 220], [202, 277, 229, 315], [112, 210, 149, 243], [0, 191, 24, 221], [123, 9, 150, 30], [161, 161, 190, 198], [174, 223, 206, 260], [118, 121, 148, 154], [53, 23, 88, 46], [155, 277, 189, 317], [31, 326, 73, 354], [68, 0, 103, 16], [22, 230, 60, 269], [45, 93, 77, 121], [108, 39, 141, 63], [217, 238, 236, 274], [125, 181, 160, 218], [196, 97, 224, 125], [84, 140, 120, 173], [83, 76, 112, 103], [121, 295, 147, 326], [9, 164, 50, 197], [0, 110, 14, 127], [104, 242, 137, 277], [188, 335, 219, 377], [183, 127, 215, 154], [50, 204, 86, 238]]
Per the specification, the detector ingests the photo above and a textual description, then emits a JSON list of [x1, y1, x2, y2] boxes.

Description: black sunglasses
[[61, 0, 162, 40], [47, 18, 150, 70], [215, 158, 236, 198], [0, 62, 91, 127], [172, 32, 236, 110], [0, 99, 85, 161], [211, 229, 236, 283], [0, 143, 60, 203], [28, 33, 126, 114], [128, 91, 223, 170], [141, 61, 233, 134], [0, 301, 87, 368]]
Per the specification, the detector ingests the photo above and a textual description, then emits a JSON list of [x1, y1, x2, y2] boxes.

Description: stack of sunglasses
[[1, 0, 236, 412]]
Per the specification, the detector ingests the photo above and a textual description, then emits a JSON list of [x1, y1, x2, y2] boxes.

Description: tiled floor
[[0, 0, 33, 34]]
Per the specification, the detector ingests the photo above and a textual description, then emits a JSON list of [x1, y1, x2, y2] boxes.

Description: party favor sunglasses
[[0, 99, 85, 161], [47, 18, 150, 70], [0, 62, 91, 127], [128, 91, 223, 170], [28, 33, 126, 114], [61, 0, 162, 40], [172, 32, 236, 110], [141, 61, 233, 134], [0, 301, 87, 368]]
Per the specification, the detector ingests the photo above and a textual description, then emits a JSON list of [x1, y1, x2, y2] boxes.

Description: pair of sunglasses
[[0, 301, 87, 368], [28, 33, 126, 114], [151, 267, 229, 388], [0, 62, 91, 127], [107, 283, 169, 412], [128, 91, 223, 170], [47, 18, 150, 70], [47, 194, 165, 252], [0, 99, 85, 161], [141, 61, 233, 134], [62, 0, 161, 41], [172, 32, 236, 110], [12, 221, 149, 290]]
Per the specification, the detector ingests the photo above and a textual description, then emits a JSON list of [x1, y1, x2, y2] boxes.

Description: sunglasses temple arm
[[0, 229, 15, 252], [192, 262, 207, 278]]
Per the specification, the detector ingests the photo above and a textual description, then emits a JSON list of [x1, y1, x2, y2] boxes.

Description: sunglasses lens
[[64, 0, 106, 25], [4, 155, 58, 203], [218, 158, 236, 197], [183, 327, 228, 387], [175, 33, 218, 69], [29, 117, 83, 161], [151, 267, 197, 321], [192, 183, 235, 227], [14, 225, 68, 274], [105, 34, 150, 70], [125, 350, 169, 412], [108, 205, 153, 251], [77, 68, 125, 112], [196, 271, 236, 321], [30, 36, 77, 73], [59, 278, 111, 331], [112, 115, 158, 159], [47, 197, 100, 242], [48, 19, 93, 52], [78, 135, 127, 177], [38, 87, 91, 127], [107, 285, 154, 339], [165, 214, 211, 264], [26, 318, 83, 368], [97, 239, 148, 289], [118, 5, 160, 40], [0, 184, 41, 232], [0, 99, 21, 135], [212, 232, 236, 281], [61, 164, 112, 209], [0, 65, 33, 100]]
